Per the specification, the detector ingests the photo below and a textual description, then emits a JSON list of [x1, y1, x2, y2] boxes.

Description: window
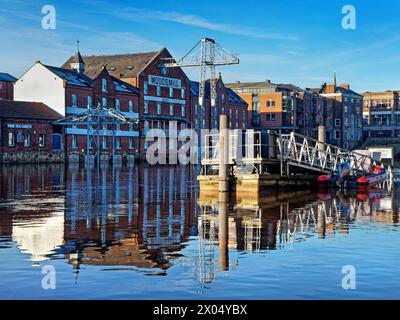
[[344, 105, 348, 113], [344, 117, 349, 126], [157, 103, 162, 115], [144, 81, 148, 95], [72, 94, 77, 107], [102, 97, 107, 108], [267, 100, 275, 107], [334, 130, 341, 139], [157, 85, 161, 97], [72, 135, 77, 148], [169, 87, 173, 98], [169, 104, 174, 116], [144, 102, 149, 114], [222, 94, 225, 104], [8, 132, 15, 147], [144, 121, 149, 134], [266, 113, 276, 121], [129, 100, 133, 112], [102, 79, 107, 92], [87, 96, 92, 108], [335, 119, 341, 126], [129, 123, 134, 131], [115, 99, 120, 111], [116, 137, 121, 149], [129, 137, 134, 149], [181, 105, 185, 117], [24, 132, 31, 147], [181, 88, 185, 99], [39, 134, 46, 148], [102, 137, 107, 149]]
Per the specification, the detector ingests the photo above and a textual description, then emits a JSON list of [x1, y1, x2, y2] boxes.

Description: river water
[[0, 164, 399, 299]]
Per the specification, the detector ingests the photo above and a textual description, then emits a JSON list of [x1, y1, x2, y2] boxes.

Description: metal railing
[[200, 130, 387, 176], [277, 132, 381, 174]]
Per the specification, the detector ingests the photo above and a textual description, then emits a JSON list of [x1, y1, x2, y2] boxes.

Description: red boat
[[318, 164, 388, 189], [356, 166, 387, 188]]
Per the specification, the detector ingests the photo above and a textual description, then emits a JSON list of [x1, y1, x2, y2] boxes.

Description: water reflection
[[0, 164, 399, 294], [62, 164, 198, 278]]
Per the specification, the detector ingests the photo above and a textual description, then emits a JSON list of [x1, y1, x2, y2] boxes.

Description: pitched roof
[[0, 72, 17, 82], [190, 80, 247, 106], [226, 81, 278, 90], [226, 81, 303, 94], [61, 50, 162, 79], [0, 100, 62, 120], [278, 83, 305, 92], [44, 64, 93, 87], [315, 83, 362, 97], [111, 76, 139, 94], [70, 50, 85, 65], [226, 88, 247, 105]]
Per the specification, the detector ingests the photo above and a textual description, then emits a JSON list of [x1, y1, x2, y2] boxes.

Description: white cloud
[[80, 0, 299, 41]]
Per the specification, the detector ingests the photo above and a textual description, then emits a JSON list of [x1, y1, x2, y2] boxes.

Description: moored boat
[[356, 166, 387, 188]]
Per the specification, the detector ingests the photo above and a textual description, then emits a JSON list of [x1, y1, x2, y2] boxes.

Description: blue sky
[[2, 0, 400, 92]]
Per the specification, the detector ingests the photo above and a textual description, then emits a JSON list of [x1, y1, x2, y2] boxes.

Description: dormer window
[[107, 67, 116, 72], [102, 79, 107, 92], [125, 66, 134, 71]]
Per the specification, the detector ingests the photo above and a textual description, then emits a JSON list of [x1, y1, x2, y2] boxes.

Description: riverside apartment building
[[362, 90, 400, 138], [226, 81, 299, 133], [227, 78, 362, 150]]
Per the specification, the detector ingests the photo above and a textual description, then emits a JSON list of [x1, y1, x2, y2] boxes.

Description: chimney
[[340, 83, 350, 90]]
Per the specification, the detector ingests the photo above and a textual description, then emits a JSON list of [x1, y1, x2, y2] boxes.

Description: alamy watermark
[[341, 265, 356, 290], [342, 5, 356, 30], [144, 124, 252, 166], [41, 5, 56, 30], [41, 265, 56, 290]]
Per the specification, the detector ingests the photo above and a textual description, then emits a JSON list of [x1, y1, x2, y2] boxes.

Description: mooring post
[[269, 130, 277, 159], [318, 125, 326, 159], [219, 115, 229, 193], [218, 191, 229, 271]]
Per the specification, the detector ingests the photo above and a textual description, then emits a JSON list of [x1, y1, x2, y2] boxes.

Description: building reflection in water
[[0, 165, 65, 265], [63, 164, 198, 279], [0, 164, 399, 284]]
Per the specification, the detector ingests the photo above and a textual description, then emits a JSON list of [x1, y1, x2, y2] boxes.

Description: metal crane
[[163, 38, 239, 122]]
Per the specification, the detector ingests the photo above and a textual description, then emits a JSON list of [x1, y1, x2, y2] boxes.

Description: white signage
[[148, 75, 181, 89], [7, 124, 32, 129]]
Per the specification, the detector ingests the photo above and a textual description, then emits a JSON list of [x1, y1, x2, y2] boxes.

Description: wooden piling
[[219, 115, 229, 193]]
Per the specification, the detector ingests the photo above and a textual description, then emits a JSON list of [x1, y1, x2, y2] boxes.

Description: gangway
[[201, 130, 390, 178]]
